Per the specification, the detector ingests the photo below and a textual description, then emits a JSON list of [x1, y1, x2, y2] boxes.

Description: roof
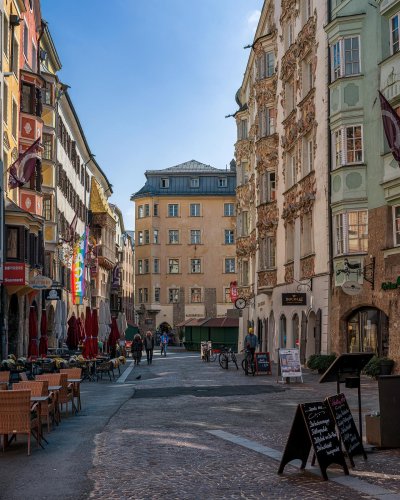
[[147, 160, 224, 175], [176, 317, 239, 328]]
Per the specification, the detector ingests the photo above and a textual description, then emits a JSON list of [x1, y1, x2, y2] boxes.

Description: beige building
[[233, 0, 329, 361], [131, 160, 237, 334]]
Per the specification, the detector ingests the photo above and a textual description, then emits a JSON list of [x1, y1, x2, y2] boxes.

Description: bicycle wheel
[[249, 359, 256, 376], [231, 353, 239, 370], [219, 353, 228, 369], [241, 358, 248, 375], [209, 350, 217, 362]]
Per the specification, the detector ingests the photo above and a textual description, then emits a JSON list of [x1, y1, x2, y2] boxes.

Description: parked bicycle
[[218, 346, 238, 370], [241, 348, 256, 376], [201, 341, 217, 362]]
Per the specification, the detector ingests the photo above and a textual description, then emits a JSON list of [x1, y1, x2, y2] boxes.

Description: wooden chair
[[37, 373, 74, 416], [97, 361, 114, 382], [0, 371, 10, 385], [60, 368, 82, 411], [13, 381, 55, 433], [0, 389, 40, 455]]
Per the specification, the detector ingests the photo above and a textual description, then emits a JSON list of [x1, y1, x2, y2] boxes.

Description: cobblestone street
[[87, 350, 400, 500]]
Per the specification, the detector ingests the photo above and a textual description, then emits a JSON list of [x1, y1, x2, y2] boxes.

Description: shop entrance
[[8, 294, 19, 356], [346, 307, 389, 356]]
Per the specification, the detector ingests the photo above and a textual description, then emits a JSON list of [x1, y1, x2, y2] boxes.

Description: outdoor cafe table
[[30, 395, 50, 447], [48, 385, 62, 424], [67, 379, 82, 411]]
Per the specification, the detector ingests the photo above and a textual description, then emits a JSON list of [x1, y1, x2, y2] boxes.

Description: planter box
[[365, 415, 381, 446]]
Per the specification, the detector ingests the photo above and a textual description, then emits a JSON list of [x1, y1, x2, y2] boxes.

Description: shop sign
[[229, 281, 238, 303], [3, 262, 26, 285], [111, 264, 121, 290], [342, 281, 363, 296], [381, 277, 400, 290], [31, 275, 53, 289], [334, 257, 364, 287], [72, 229, 88, 305], [282, 293, 307, 306], [44, 288, 62, 301]]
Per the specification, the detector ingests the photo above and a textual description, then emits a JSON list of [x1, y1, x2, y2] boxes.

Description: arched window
[[346, 307, 388, 356]]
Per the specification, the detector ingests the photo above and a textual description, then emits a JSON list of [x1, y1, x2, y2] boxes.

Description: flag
[[379, 91, 400, 163], [8, 138, 42, 189]]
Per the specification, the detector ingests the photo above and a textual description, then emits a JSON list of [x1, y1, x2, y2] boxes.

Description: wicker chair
[[37, 373, 74, 416], [0, 383, 7, 390], [0, 389, 40, 455], [60, 368, 82, 411], [19, 372, 29, 381], [97, 361, 114, 382], [13, 381, 55, 433], [0, 371, 10, 385]]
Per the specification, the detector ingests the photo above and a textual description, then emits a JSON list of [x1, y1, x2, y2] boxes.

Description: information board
[[254, 352, 271, 375], [278, 401, 349, 481], [327, 393, 366, 466], [279, 348, 302, 381]]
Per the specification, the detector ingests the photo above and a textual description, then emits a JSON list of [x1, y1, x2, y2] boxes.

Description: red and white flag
[[379, 91, 400, 164], [8, 138, 41, 189]]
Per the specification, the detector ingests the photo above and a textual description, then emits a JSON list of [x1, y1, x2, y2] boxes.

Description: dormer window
[[190, 177, 199, 188], [218, 177, 228, 188], [160, 178, 169, 188]]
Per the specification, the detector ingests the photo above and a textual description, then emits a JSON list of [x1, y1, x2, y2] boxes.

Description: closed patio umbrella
[[117, 311, 127, 339], [28, 306, 38, 358], [77, 317, 85, 343], [39, 309, 48, 357], [82, 307, 92, 359], [98, 301, 108, 342], [108, 317, 120, 357], [66, 314, 79, 351], [91, 309, 99, 357], [54, 301, 62, 345], [61, 301, 67, 344]]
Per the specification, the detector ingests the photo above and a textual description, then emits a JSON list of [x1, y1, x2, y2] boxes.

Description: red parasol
[[38, 309, 48, 357], [28, 306, 38, 357], [77, 318, 85, 343], [66, 314, 79, 350], [108, 317, 120, 356], [82, 307, 93, 359], [91, 308, 99, 357]]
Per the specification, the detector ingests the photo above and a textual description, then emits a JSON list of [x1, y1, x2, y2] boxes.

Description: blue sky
[[41, 0, 262, 228]]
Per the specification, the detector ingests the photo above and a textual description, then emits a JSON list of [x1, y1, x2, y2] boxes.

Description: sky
[[41, 0, 262, 229]]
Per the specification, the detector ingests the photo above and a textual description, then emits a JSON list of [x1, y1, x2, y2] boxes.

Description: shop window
[[191, 288, 202, 303], [347, 307, 388, 356]]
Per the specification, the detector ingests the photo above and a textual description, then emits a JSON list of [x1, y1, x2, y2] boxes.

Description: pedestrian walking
[[244, 327, 258, 357], [132, 334, 143, 366], [160, 332, 169, 357], [144, 330, 154, 365]]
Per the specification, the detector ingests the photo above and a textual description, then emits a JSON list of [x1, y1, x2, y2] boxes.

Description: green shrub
[[363, 356, 394, 379], [306, 354, 319, 370], [306, 354, 337, 373]]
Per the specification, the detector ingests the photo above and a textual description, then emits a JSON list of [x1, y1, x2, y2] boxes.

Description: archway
[[279, 314, 287, 348], [306, 311, 317, 360], [8, 294, 19, 356], [292, 313, 299, 349], [346, 307, 388, 356]]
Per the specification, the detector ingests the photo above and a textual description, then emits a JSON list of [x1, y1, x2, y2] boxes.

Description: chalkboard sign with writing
[[327, 393, 366, 466], [278, 401, 349, 481], [254, 352, 271, 374]]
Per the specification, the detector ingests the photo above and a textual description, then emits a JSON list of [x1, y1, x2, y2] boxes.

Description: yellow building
[[132, 160, 237, 335]]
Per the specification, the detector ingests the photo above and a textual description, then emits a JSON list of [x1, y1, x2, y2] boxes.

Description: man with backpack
[[160, 332, 169, 357]]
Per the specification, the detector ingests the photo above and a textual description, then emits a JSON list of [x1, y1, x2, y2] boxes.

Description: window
[[391, 13, 399, 54], [190, 230, 201, 244], [225, 230, 235, 244], [138, 231, 143, 245], [144, 204, 150, 216], [42, 81, 52, 105], [218, 177, 228, 188], [12, 36, 18, 76], [332, 125, 363, 168], [153, 203, 159, 216], [260, 171, 276, 203], [302, 57, 313, 96], [43, 195, 52, 221], [238, 211, 249, 237], [23, 23, 28, 59], [153, 258, 160, 273], [168, 259, 179, 273], [143, 288, 149, 303], [160, 178, 169, 188], [257, 51, 275, 79], [331, 36, 360, 80], [3, 81, 8, 125], [225, 258, 235, 273], [42, 134, 53, 161], [191, 288, 202, 303], [154, 288, 160, 302], [190, 259, 201, 273], [190, 177, 199, 188], [138, 205, 144, 218], [258, 108, 276, 137], [224, 203, 235, 216], [138, 260, 143, 274], [302, 136, 313, 176], [138, 289, 144, 303], [237, 119, 248, 140], [142, 259, 149, 274], [302, 0, 312, 23], [285, 79, 295, 115], [144, 230, 150, 244], [12, 100, 17, 139], [285, 19, 295, 50], [259, 236, 276, 270], [32, 43, 37, 72], [301, 211, 314, 256], [286, 152, 296, 188], [224, 288, 231, 303], [240, 260, 249, 285], [168, 288, 179, 303], [286, 222, 295, 262], [190, 203, 200, 217], [168, 204, 179, 217], [3, 15, 9, 59], [334, 211, 368, 255], [153, 229, 159, 244], [169, 230, 179, 244], [6, 227, 19, 259]]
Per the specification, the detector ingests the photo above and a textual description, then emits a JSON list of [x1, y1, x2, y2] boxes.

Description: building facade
[[234, 0, 329, 362], [132, 160, 237, 334]]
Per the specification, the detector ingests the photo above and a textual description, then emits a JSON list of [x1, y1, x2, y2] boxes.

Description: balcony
[[331, 165, 367, 207], [19, 189, 43, 217], [96, 244, 116, 270]]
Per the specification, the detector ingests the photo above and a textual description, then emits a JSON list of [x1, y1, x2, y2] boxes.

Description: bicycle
[[218, 346, 238, 370], [241, 348, 256, 376]]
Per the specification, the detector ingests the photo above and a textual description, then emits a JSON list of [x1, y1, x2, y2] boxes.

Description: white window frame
[[286, 151, 296, 189], [168, 288, 179, 303], [225, 229, 235, 245], [224, 203, 235, 216], [153, 258, 160, 273], [334, 211, 368, 256], [218, 177, 228, 188], [144, 204, 150, 216], [303, 136, 313, 176], [190, 288, 202, 303], [332, 125, 363, 168], [331, 36, 361, 81], [144, 259, 150, 274], [190, 229, 201, 244], [168, 204, 179, 217], [190, 203, 200, 217], [153, 229, 159, 244], [154, 287, 160, 302], [168, 259, 179, 274], [168, 229, 179, 244], [190, 177, 199, 188], [137, 231, 143, 245], [390, 13, 399, 55], [138, 260, 143, 274], [237, 119, 248, 140], [190, 258, 201, 273], [225, 258, 235, 273], [160, 178, 169, 188]]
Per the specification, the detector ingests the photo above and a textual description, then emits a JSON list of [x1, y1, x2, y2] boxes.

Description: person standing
[[244, 327, 258, 357], [144, 330, 154, 365], [160, 332, 169, 357], [132, 334, 143, 366]]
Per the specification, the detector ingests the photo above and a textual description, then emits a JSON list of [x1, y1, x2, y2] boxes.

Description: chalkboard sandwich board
[[254, 352, 271, 375], [278, 401, 349, 481], [327, 393, 366, 466]]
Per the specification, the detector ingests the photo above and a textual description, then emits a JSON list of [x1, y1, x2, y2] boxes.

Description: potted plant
[[306, 354, 337, 374], [362, 355, 394, 379], [379, 357, 394, 375]]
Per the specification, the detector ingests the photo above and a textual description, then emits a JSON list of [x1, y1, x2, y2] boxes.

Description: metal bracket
[[363, 257, 375, 289], [293, 277, 313, 292]]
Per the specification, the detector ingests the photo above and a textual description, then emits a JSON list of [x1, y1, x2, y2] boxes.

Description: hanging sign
[[3, 262, 26, 285], [31, 275, 53, 289], [44, 288, 62, 301], [282, 293, 306, 306], [230, 281, 238, 303], [342, 281, 362, 296], [72, 229, 88, 305]]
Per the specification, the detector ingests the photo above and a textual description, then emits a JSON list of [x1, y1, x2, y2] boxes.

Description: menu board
[[254, 352, 271, 374], [327, 393, 366, 465], [278, 401, 349, 481], [279, 348, 302, 380]]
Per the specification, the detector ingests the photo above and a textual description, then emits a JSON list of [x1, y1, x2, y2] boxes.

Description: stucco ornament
[[258, 270, 277, 289], [300, 254, 315, 279], [280, 0, 298, 22], [298, 90, 316, 136], [237, 230, 257, 257], [235, 139, 251, 163], [296, 16, 316, 60], [255, 76, 278, 108], [257, 202, 279, 238], [284, 262, 294, 284], [282, 184, 299, 221], [298, 172, 316, 215], [256, 134, 279, 160], [237, 285, 254, 301], [280, 44, 297, 82]]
